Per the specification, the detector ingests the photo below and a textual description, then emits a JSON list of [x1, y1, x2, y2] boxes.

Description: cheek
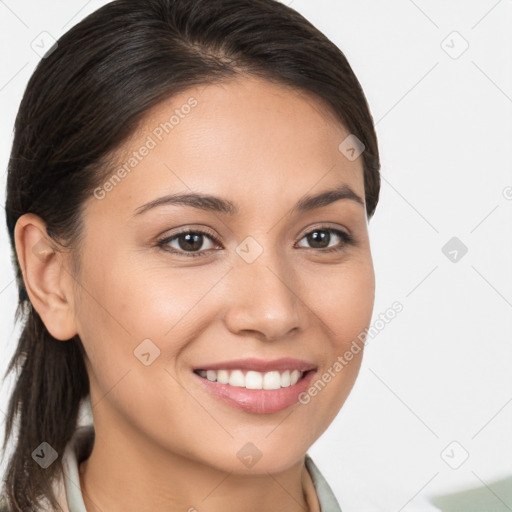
[[77, 248, 215, 344], [73, 250, 228, 401], [295, 255, 374, 426], [73, 258, 225, 454], [305, 253, 375, 343]]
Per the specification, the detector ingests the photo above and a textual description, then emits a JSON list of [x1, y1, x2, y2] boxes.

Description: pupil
[[308, 230, 329, 248], [179, 233, 202, 251]]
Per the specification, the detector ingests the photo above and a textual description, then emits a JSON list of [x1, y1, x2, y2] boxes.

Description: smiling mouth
[[193, 368, 310, 390]]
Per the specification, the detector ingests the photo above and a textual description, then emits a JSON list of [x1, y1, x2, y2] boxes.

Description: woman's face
[[70, 75, 375, 473]]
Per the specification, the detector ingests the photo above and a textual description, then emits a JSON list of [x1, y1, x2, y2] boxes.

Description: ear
[[14, 213, 78, 341]]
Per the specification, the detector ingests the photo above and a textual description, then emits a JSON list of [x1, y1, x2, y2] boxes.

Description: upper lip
[[194, 357, 317, 373]]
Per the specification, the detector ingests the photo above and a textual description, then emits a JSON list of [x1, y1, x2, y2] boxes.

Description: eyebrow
[[133, 183, 365, 217]]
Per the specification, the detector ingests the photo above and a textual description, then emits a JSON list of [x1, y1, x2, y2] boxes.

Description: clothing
[[1, 424, 342, 511]]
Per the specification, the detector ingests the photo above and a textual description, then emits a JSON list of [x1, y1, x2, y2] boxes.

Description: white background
[[1, 1, 511, 511]]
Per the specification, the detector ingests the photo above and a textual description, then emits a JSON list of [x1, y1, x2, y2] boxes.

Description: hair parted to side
[[2, 0, 380, 509]]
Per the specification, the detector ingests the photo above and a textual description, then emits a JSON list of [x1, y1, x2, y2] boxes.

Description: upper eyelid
[[296, 223, 350, 239], [160, 227, 221, 244]]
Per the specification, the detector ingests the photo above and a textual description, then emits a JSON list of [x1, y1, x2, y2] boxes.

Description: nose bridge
[[223, 236, 304, 340]]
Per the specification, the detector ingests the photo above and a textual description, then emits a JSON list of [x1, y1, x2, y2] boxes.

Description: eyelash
[[156, 226, 355, 259]]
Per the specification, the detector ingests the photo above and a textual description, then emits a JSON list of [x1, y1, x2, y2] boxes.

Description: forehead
[[88, 75, 365, 221]]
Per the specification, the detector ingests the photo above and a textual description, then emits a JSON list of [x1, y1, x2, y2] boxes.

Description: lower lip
[[193, 370, 316, 414]]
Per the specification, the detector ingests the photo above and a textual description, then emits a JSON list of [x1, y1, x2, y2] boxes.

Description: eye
[[156, 225, 355, 258], [157, 229, 221, 258], [296, 226, 354, 253]]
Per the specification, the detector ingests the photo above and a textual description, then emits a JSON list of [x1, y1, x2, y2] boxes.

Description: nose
[[222, 249, 305, 342]]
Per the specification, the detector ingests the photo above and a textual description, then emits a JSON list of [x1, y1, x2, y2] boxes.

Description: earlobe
[[14, 213, 78, 341]]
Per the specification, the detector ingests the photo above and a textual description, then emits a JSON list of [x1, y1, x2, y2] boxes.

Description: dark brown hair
[[1, 0, 380, 509]]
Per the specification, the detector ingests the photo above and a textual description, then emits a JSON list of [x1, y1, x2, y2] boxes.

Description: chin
[[199, 436, 312, 476]]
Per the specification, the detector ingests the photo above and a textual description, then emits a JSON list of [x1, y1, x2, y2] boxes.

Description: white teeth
[[245, 371, 263, 389], [290, 369, 301, 386], [228, 369, 245, 387], [263, 371, 281, 390], [217, 369, 229, 384], [196, 369, 306, 389]]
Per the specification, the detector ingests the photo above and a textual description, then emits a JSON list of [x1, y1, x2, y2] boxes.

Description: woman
[[1, 0, 380, 510]]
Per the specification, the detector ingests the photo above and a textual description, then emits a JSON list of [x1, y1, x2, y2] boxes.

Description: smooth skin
[[14, 75, 375, 512]]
